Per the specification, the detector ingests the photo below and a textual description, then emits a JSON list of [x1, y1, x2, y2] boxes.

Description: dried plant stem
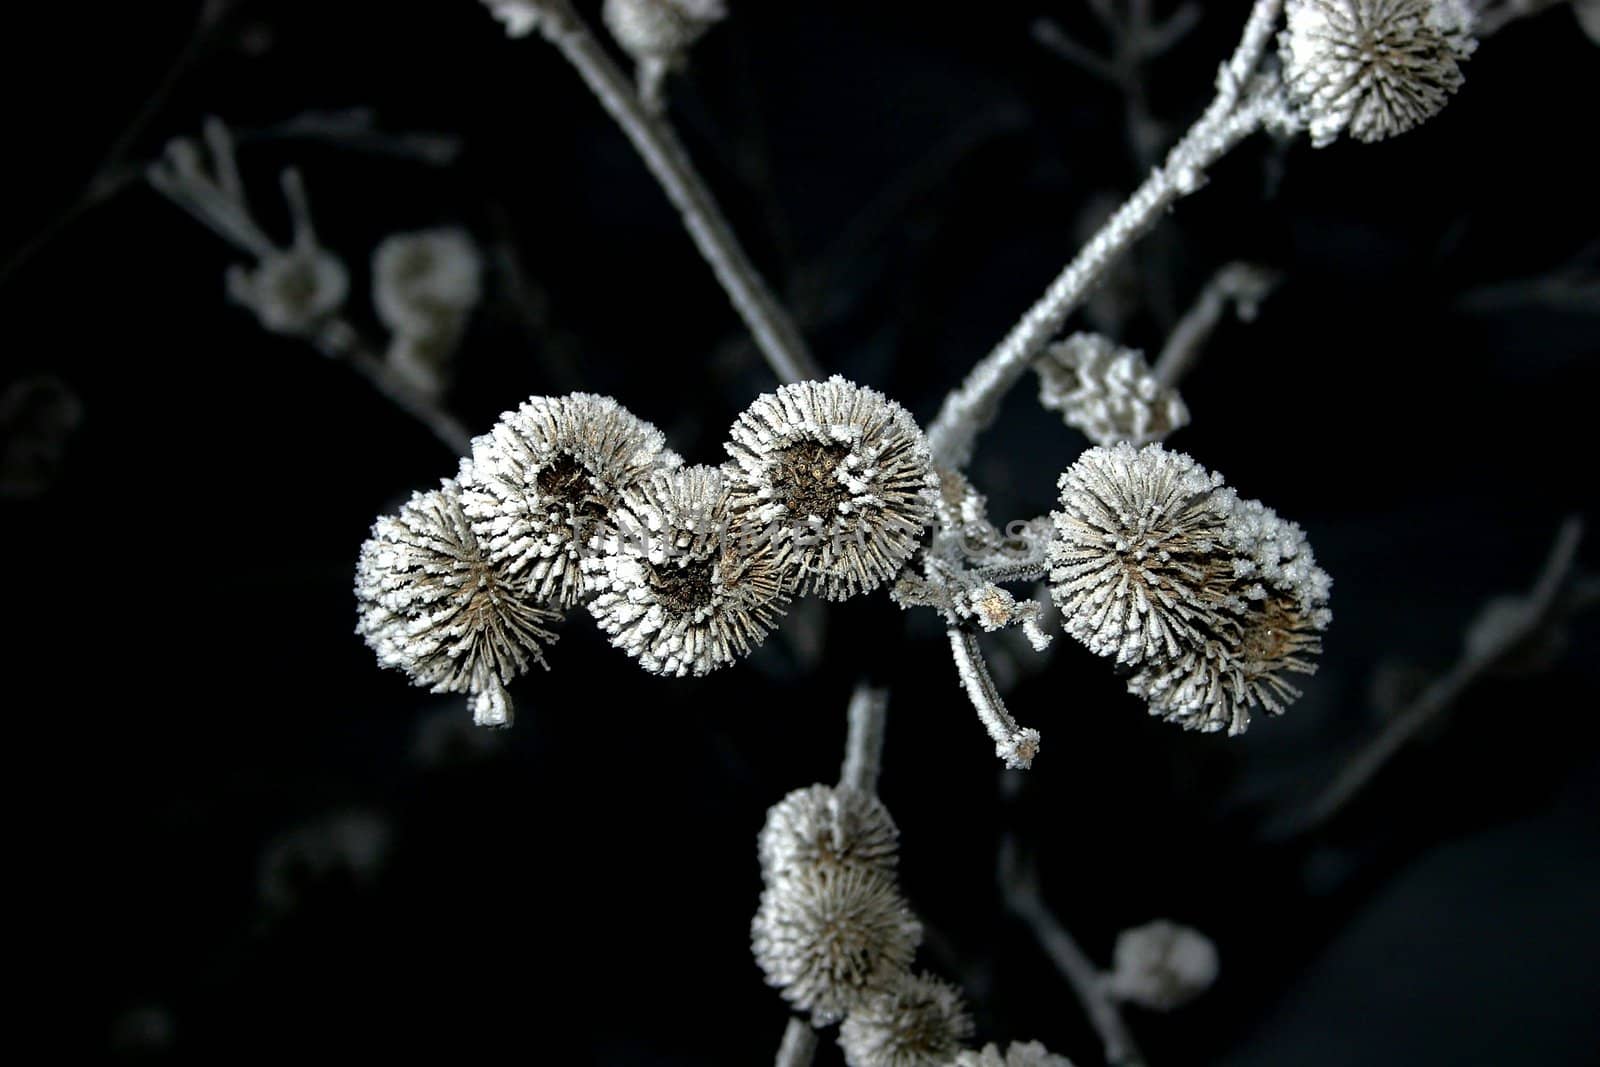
[[1152, 261, 1281, 388], [320, 323, 473, 455], [927, 0, 1286, 467], [949, 629, 1041, 769], [1291, 517, 1584, 835], [536, 2, 820, 386], [840, 683, 890, 795], [1001, 835, 1145, 1067], [774, 1015, 818, 1067]]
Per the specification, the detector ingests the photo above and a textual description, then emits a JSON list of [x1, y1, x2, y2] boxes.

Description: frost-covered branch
[[1152, 261, 1281, 388], [927, 0, 1289, 467], [526, 0, 820, 385], [321, 324, 474, 455], [840, 683, 890, 795], [1001, 835, 1146, 1067], [949, 629, 1041, 770], [774, 1015, 817, 1067], [1290, 517, 1585, 835]]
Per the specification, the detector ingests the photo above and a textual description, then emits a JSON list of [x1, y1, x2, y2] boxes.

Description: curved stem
[[840, 683, 889, 795], [949, 629, 1040, 769], [774, 1016, 817, 1067], [926, 0, 1286, 467], [319, 322, 473, 455], [536, 2, 820, 385]]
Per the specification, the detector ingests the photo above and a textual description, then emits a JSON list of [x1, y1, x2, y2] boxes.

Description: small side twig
[[319, 324, 474, 456], [949, 629, 1041, 769], [773, 1015, 817, 1067], [532, 0, 820, 385], [1152, 261, 1281, 389], [840, 683, 890, 795], [1001, 835, 1145, 1067], [1289, 517, 1585, 836]]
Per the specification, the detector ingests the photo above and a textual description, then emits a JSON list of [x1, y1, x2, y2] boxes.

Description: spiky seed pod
[[356, 481, 560, 726], [1280, 0, 1476, 147], [1105, 920, 1220, 1011], [585, 464, 790, 676], [953, 1042, 1077, 1067], [1047, 443, 1239, 666], [758, 784, 900, 882], [1050, 444, 1332, 734], [838, 971, 974, 1067], [751, 865, 923, 1025], [1034, 333, 1189, 447], [725, 376, 938, 601], [459, 394, 682, 609], [226, 244, 348, 337], [603, 0, 726, 109]]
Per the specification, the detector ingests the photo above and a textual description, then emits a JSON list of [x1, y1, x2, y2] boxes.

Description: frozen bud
[[585, 464, 790, 676], [459, 393, 682, 608], [603, 0, 727, 110], [356, 480, 560, 725], [1280, 0, 1476, 147], [1035, 333, 1188, 447], [1049, 444, 1332, 735], [226, 243, 348, 336], [759, 784, 900, 881], [953, 1042, 1076, 1067], [1106, 920, 1219, 1011], [372, 227, 482, 340], [838, 971, 974, 1067], [752, 865, 923, 1025], [725, 376, 937, 601]]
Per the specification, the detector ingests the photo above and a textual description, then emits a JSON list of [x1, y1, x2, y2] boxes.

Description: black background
[[6, 1, 1598, 1063]]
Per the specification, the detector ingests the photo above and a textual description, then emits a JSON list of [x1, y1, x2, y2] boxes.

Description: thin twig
[[1473, 0, 1568, 36], [840, 683, 890, 795], [926, 0, 1288, 467], [319, 323, 474, 455], [1289, 517, 1584, 835], [1152, 261, 1281, 388], [773, 1016, 817, 1067], [949, 629, 1041, 769], [534, 1, 820, 385], [1001, 835, 1145, 1067]]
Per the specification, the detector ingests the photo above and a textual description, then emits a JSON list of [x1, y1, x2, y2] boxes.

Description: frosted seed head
[[585, 464, 790, 676], [355, 480, 560, 721], [725, 376, 937, 601], [751, 865, 923, 1025], [226, 244, 348, 336], [953, 1042, 1077, 1067], [1035, 333, 1188, 447], [758, 784, 900, 881], [372, 227, 482, 340], [458, 393, 682, 608], [1106, 919, 1220, 1011], [838, 971, 974, 1067], [1280, 0, 1476, 147]]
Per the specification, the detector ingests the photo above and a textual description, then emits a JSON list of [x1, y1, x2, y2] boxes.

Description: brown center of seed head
[[1239, 595, 1303, 665], [773, 442, 852, 521], [649, 553, 718, 615], [536, 453, 610, 524]]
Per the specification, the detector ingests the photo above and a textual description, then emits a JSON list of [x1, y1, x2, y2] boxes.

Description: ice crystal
[[585, 464, 790, 676], [751, 864, 923, 1025], [758, 784, 901, 881], [1049, 444, 1331, 734], [725, 376, 937, 601], [602, 0, 727, 110], [355, 480, 560, 725], [1280, 0, 1476, 147], [952, 1042, 1076, 1067], [1034, 333, 1188, 447], [838, 971, 974, 1067], [1105, 919, 1220, 1010], [459, 394, 682, 608]]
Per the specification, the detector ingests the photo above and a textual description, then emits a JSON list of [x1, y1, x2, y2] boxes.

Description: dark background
[[6, 1, 1598, 1062]]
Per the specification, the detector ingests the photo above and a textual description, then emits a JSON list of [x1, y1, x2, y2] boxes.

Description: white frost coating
[[1280, 0, 1477, 146], [953, 1042, 1077, 1067], [1035, 333, 1189, 447], [837, 971, 974, 1067], [481, 0, 553, 36], [602, 0, 727, 111], [458, 393, 682, 608], [584, 464, 790, 676], [751, 865, 923, 1025], [725, 376, 938, 601], [355, 481, 560, 725], [1049, 443, 1332, 734], [759, 784, 900, 881], [949, 629, 1042, 769], [1106, 919, 1220, 1011]]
